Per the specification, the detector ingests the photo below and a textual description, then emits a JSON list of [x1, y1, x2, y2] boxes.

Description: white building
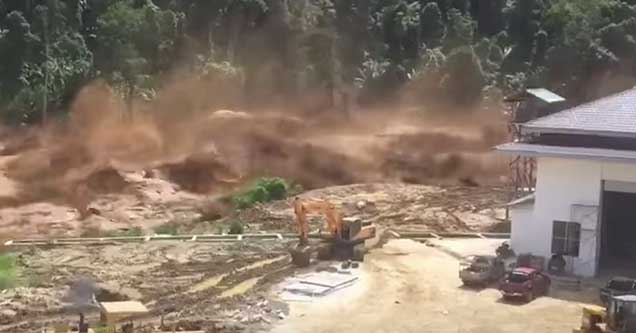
[[498, 88, 636, 277]]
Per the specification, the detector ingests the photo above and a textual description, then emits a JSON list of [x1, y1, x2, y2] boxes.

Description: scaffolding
[[503, 88, 565, 204], [504, 99, 536, 201]]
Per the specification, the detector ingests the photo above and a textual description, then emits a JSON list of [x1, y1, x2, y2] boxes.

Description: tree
[[223, 0, 268, 63], [505, 0, 543, 52], [599, 19, 636, 60], [420, 2, 445, 47], [409, 47, 446, 101], [600, 1, 636, 24], [381, 1, 422, 65], [440, 46, 486, 106], [474, 0, 505, 36], [499, 0, 544, 74], [531, 30, 548, 67], [95, 0, 181, 114], [334, 0, 371, 114], [0, 11, 40, 96], [544, 0, 608, 46], [450, 0, 470, 14], [443, 8, 473, 51], [433, 0, 449, 17], [3, 0, 636, 124], [95, 1, 146, 113]]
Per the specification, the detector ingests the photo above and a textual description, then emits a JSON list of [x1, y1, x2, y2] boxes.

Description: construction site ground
[[1, 234, 605, 332], [0, 99, 521, 331], [271, 239, 594, 333], [1, 239, 303, 332], [0, 185, 508, 333]]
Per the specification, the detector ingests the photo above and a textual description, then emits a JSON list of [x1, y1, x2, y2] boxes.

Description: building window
[[551, 221, 581, 257]]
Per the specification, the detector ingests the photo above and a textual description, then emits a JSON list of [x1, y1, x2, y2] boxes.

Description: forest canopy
[[2, 0, 636, 124]]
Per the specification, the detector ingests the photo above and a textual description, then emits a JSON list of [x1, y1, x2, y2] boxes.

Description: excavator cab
[[607, 295, 636, 332]]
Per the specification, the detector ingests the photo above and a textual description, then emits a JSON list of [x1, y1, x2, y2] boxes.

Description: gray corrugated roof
[[526, 88, 565, 103], [521, 88, 636, 137], [496, 142, 636, 163]]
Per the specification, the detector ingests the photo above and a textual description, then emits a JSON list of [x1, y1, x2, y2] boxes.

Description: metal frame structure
[[504, 99, 537, 202]]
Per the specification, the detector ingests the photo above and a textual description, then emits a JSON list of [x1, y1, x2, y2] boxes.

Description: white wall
[[602, 162, 636, 185], [604, 180, 636, 193], [510, 204, 533, 254], [515, 157, 636, 277], [516, 157, 602, 276]]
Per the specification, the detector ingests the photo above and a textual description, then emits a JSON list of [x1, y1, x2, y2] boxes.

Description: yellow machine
[[573, 305, 606, 333], [290, 197, 376, 267], [574, 295, 636, 333]]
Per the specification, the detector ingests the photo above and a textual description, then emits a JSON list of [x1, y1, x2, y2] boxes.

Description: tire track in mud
[[150, 255, 291, 316], [0, 252, 292, 333]]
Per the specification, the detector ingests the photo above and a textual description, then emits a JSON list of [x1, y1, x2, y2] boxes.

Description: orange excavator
[[290, 197, 376, 267]]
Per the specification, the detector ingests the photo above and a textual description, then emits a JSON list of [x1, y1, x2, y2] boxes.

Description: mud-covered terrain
[[198, 183, 509, 236], [0, 180, 509, 332], [0, 82, 511, 332], [0, 241, 293, 332]]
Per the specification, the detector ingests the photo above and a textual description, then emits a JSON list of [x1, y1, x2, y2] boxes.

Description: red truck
[[499, 267, 551, 302]]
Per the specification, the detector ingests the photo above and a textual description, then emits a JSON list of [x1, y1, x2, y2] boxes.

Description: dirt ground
[[0, 241, 293, 332], [270, 239, 589, 333], [197, 183, 509, 237], [0, 83, 515, 332], [0, 179, 510, 332]]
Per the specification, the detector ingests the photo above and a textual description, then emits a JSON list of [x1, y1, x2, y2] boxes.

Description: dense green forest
[[2, 0, 636, 124]]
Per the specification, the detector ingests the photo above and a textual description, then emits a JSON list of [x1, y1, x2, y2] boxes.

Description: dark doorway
[[601, 191, 636, 272]]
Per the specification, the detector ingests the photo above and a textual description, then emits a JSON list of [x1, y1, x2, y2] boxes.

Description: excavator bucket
[[290, 245, 311, 267]]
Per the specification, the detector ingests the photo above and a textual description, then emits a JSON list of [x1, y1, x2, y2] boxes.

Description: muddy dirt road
[[271, 239, 584, 333]]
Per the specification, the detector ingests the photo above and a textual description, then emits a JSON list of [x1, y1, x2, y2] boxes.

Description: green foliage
[[413, 47, 446, 80], [200, 60, 243, 81], [440, 46, 486, 106], [420, 2, 445, 47], [93, 327, 114, 333], [0, 255, 16, 290], [355, 53, 392, 97], [4, 0, 636, 121], [103, 227, 143, 237], [444, 9, 474, 51], [233, 177, 289, 209], [544, 0, 609, 45], [153, 222, 179, 235], [0, 1, 93, 124], [599, 19, 636, 58], [94, 0, 182, 107], [532, 30, 548, 67], [228, 220, 244, 235], [505, 0, 544, 47], [475, 0, 505, 36]]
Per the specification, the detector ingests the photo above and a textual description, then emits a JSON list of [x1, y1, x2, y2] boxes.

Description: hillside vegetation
[[1, 0, 636, 123]]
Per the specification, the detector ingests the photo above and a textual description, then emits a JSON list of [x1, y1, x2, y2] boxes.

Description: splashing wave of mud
[[0, 79, 509, 214]]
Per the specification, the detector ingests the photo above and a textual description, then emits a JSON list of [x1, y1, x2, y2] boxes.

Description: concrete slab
[[280, 292, 315, 302], [283, 282, 332, 296], [298, 272, 358, 288], [278, 268, 360, 302]]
